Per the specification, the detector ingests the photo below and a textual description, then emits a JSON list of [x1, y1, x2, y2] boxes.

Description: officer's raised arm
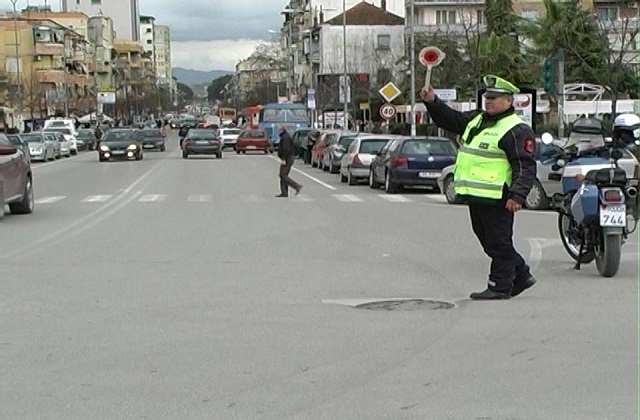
[[420, 85, 479, 135]]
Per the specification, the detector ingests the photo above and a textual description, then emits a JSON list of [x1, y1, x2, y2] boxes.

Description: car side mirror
[[548, 173, 562, 181], [0, 145, 18, 155]]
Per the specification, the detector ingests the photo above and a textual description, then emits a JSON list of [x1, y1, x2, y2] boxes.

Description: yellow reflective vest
[[454, 113, 523, 199]]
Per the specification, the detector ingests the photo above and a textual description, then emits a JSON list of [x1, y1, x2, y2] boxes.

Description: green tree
[[485, 0, 517, 36], [207, 74, 234, 103], [176, 82, 194, 100]]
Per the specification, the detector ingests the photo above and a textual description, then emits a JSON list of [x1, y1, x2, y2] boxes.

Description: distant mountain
[[172, 67, 233, 87]]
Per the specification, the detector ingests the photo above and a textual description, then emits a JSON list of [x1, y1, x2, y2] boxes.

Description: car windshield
[[401, 140, 456, 155], [359, 139, 389, 154], [338, 135, 357, 147], [240, 131, 265, 138], [142, 130, 162, 137], [262, 108, 308, 122], [76, 130, 94, 138], [188, 131, 215, 139], [103, 131, 134, 141], [22, 134, 44, 142], [44, 128, 72, 135], [222, 129, 241, 135]]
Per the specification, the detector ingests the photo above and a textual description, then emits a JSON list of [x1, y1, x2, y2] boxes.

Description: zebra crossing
[[34, 192, 451, 206]]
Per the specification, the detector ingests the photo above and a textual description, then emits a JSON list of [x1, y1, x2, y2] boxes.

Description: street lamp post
[[9, 0, 23, 120], [342, 0, 348, 129], [409, 0, 416, 137]]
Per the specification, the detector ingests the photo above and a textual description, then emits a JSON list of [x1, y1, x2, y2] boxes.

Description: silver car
[[339, 135, 395, 185], [21, 133, 57, 162], [45, 131, 72, 158], [437, 137, 640, 210], [218, 128, 241, 149]]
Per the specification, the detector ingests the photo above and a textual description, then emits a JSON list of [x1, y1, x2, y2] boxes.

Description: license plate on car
[[143, 144, 154, 148], [418, 171, 441, 178], [600, 204, 626, 227], [247, 145, 256, 149], [112, 150, 125, 155], [196, 141, 209, 145]]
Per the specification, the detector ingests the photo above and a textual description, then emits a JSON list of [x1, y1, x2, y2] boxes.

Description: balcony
[[410, 0, 484, 5], [413, 23, 486, 35], [34, 43, 64, 56], [36, 69, 65, 84]]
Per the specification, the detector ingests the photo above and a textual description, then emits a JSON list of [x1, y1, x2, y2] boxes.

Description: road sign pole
[[409, 0, 416, 137]]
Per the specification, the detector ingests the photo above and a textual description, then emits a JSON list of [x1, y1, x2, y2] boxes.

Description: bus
[[217, 107, 237, 124], [259, 102, 310, 147]]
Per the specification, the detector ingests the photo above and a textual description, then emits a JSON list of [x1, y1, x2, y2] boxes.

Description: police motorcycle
[[540, 116, 639, 277]]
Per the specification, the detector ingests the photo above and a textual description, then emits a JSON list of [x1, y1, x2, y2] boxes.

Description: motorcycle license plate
[[600, 204, 626, 227]]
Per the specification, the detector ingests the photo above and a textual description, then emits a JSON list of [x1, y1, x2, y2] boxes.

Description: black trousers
[[279, 156, 301, 196], [468, 202, 531, 293]]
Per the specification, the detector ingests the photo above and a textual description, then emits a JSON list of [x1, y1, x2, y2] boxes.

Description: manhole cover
[[355, 299, 455, 311]]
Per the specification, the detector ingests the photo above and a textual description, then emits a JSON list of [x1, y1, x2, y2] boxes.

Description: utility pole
[[557, 48, 565, 138], [342, 0, 348, 129], [10, 0, 23, 121], [409, 0, 416, 137]]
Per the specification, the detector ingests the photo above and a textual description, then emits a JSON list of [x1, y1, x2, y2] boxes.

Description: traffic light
[[543, 58, 555, 94]]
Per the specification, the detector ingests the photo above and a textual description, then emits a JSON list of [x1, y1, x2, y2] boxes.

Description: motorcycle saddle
[[585, 167, 627, 187]]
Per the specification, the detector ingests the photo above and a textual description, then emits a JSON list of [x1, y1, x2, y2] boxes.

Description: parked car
[[46, 131, 72, 157], [21, 133, 57, 162], [98, 128, 143, 162], [311, 130, 339, 168], [0, 133, 33, 219], [140, 128, 166, 151], [218, 128, 242, 150], [6, 134, 30, 159], [76, 128, 98, 151], [235, 130, 271, 154], [42, 127, 78, 155], [301, 130, 321, 164], [321, 132, 358, 173], [339, 135, 394, 185], [182, 129, 222, 159], [369, 136, 458, 194]]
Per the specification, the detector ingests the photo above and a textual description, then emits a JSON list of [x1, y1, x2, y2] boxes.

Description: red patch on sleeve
[[524, 139, 535, 154]]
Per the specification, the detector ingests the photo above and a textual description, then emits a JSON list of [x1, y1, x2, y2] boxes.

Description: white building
[[139, 15, 155, 57], [308, 0, 405, 20], [62, 0, 141, 41]]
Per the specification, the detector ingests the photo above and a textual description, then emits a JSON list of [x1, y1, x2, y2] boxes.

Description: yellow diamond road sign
[[378, 82, 401, 103]]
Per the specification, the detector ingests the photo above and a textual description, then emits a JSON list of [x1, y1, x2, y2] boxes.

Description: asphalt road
[[1, 130, 637, 419]]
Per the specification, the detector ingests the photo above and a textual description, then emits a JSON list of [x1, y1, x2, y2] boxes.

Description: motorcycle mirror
[[541, 132, 554, 145]]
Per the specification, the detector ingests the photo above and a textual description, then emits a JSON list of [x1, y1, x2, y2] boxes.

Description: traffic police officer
[[421, 75, 537, 300]]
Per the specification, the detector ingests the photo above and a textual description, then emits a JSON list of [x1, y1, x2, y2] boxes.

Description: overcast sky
[[8, 0, 405, 71]]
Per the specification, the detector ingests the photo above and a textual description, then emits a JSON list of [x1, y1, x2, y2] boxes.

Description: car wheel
[[340, 172, 347, 183], [348, 171, 357, 185], [216, 152, 222, 159], [444, 175, 463, 204], [369, 169, 380, 189], [236, 150, 240, 154], [525, 179, 550, 210], [161, 145, 166, 152], [385, 171, 398, 194], [182, 150, 188, 159], [136, 152, 143, 160], [9, 176, 34, 215]]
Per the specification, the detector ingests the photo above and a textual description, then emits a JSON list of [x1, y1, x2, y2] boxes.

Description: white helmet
[[613, 113, 640, 141]]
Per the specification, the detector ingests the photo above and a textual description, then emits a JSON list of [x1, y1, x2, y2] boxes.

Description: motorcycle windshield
[[564, 119, 606, 154]]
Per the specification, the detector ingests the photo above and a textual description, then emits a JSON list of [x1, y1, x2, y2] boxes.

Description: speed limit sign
[[379, 103, 396, 120]]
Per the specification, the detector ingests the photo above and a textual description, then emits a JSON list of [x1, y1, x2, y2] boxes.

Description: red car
[[0, 133, 34, 219], [235, 130, 271, 154]]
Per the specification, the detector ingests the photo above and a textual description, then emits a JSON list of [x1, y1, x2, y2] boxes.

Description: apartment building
[[139, 15, 155, 57], [62, 0, 141, 41], [154, 25, 172, 85]]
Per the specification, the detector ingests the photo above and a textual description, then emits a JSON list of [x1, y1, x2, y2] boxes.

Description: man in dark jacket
[[276, 125, 302, 198], [421, 75, 537, 300]]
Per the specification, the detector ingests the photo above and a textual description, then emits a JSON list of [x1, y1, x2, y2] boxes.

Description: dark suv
[[0, 133, 34, 219]]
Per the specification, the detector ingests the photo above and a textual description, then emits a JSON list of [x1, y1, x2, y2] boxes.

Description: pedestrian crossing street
[[34, 192, 452, 206]]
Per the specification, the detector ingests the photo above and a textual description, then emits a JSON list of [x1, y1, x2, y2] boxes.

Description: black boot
[[470, 288, 511, 300], [511, 276, 536, 297]]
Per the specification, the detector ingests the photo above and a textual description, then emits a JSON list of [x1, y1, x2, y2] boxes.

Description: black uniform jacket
[[278, 131, 295, 160], [425, 97, 537, 205]]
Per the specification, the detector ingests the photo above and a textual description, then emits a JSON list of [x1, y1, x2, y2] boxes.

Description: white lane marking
[[527, 238, 561, 271], [268, 155, 336, 191], [188, 194, 212, 202], [81, 195, 112, 203], [2, 163, 163, 261], [34, 196, 66, 204], [239, 194, 264, 203], [139, 194, 167, 202], [291, 193, 315, 202], [378, 194, 413, 203], [333, 194, 363, 202], [422, 194, 448, 203]]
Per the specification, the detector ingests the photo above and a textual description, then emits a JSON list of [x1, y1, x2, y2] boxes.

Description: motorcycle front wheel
[[558, 213, 596, 264], [595, 230, 622, 278]]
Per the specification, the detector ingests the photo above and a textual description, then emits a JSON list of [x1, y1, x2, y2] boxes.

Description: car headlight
[[100, 145, 110, 151], [127, 144, 138, 150]]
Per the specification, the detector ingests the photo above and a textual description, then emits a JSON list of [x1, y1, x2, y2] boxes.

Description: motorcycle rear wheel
[[558, 213, 596, 264], [595, 232, 622, 278]]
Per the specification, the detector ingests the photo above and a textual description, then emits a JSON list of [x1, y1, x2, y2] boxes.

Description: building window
[[436, 10, 456, 25], [377, 68, 391, 85], [146, 28, 152, 33], [520, 9, 539, 20], [377, 34, 391, 50], [476, 10, 484, 24], [91, 0, 101, 4], [146, 40, 152, 44], [596, 7, 618, 21]]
